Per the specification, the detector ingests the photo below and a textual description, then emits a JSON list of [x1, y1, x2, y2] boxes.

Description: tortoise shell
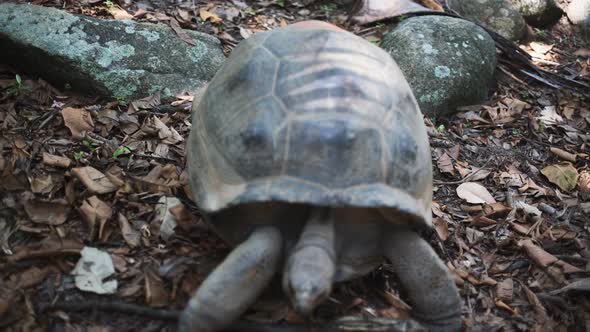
[[187, 20, 433, 229]]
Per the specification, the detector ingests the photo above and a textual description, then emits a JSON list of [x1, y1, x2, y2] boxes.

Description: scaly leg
[[178, 227, 282, 332], [383, 226, 462, 332]]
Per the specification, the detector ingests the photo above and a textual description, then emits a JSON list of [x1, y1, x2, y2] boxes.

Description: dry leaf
[[433, 217, 450, 241], [437, 152, 454, 175], [80, 196, 112, 241], [541, 162, 579, 192], [518, 239, 583, 274], [496, 278, 513, 302], [22, 192, 70, 225], [578, 169, 590, 201], [457, 182, 496, 204], [29, 173, 60, 194], [550, 147, 576, 162], [108, 5, 134, 19], [155, 196, 182, 241], [42, 152, 71, 168], [61, 107, 94, 139], [537, 106, 563, 126], [521, 283, 548, 322], [118, 213, 141, 248], [72, 166, 119, 194], [145, 269, 169, 307], [199, 8, 222, 23], [169, 18, 197, 46]]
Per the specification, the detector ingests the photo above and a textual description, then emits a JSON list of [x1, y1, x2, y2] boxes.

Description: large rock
[[511, 0, 563, 27], [0, 3, 225, 101], [447, 0, 527, 41], [567, 0, 590, 36], [381, 16, 497, 118]]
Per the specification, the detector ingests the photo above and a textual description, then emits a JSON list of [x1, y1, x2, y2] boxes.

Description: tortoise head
[[283, 208, 336, 316], [283, 246, 334, 316]]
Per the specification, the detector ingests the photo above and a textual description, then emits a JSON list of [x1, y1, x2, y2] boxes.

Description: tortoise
[[179, 20, 461, 332]]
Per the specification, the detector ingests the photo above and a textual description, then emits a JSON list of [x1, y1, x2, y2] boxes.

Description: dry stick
[[46, 300, 414, 332], [433, 157, 494, 185]]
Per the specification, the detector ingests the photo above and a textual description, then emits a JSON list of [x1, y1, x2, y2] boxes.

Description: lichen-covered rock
[[511, 0, 563, 27], [381, 16, 497, 118], [567, 0, 590, 36], [447, 0, 527, 41], [0, 3, 225, 101]]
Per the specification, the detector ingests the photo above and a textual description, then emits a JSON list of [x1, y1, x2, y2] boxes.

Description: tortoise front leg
[[178, 227, 282, 332], [383, 226, 462, 332]]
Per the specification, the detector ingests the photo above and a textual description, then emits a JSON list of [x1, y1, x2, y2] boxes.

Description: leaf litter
[[1, 0, 590, 331]]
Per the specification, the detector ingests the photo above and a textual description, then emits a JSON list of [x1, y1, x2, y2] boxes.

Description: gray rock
[[567, 0, 590, 36], [447, 0, 527, 41], [0, 3, 225, 101], [382, 16, 497, 118], [511, 0, 563, 28]]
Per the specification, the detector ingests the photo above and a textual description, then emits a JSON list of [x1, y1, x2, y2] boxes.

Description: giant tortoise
[[179, 20, 461, 332]]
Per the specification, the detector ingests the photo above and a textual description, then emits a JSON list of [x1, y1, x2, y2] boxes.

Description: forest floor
[[1, 1, 589, 331]]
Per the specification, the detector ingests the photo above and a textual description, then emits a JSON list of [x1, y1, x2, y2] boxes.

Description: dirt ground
[[1, 1, 589, 331]]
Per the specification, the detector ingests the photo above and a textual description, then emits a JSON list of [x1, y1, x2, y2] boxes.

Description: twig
[[44, 300, 423, 332], [46, 300, 179, 320]]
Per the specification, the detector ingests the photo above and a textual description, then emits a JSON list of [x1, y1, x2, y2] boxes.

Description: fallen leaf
[[520, 282, 548, 324], [42, 152, 71, 168], [537, 106, 563, 126], [71, 247, 117, 294], [145, 269, 169, 307], [155, 196, 182, 241], [433, 217, 449, 241], [457, 182, 496, 204], [437, 152, 454, 175], [169, 18, 197, 46], [72, 166, 119, 194], [579, 169, 590, 201], [550, 147, 577, 162], [496, 278, 513, 302], [61, 107, 94, 139], [518, 239, 583, 274], [108, 5, 134, 19], [199, 8, 222, 23], [541, 162, 579, 192], [118, 213, 141, 248], [22, 192, 70, 225], [80, 196, 112, 241], [29, 173, 60, 194], [9, 266, 56, 289]]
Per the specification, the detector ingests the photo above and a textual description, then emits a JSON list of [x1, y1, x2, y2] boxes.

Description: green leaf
[[74, 151, 85, 161], [15, 74, 22, 87], [113, 146, 131, 158]]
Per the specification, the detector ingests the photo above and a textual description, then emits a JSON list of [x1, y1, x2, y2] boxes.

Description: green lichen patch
[[0, 3, 226, 101], [382, 16, 497, 118]]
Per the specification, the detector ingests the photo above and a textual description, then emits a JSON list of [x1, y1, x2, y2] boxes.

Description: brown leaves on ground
[[72, 166, 119, 194], [61, 107, 94, 139], [1, 1, 590, 331]]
